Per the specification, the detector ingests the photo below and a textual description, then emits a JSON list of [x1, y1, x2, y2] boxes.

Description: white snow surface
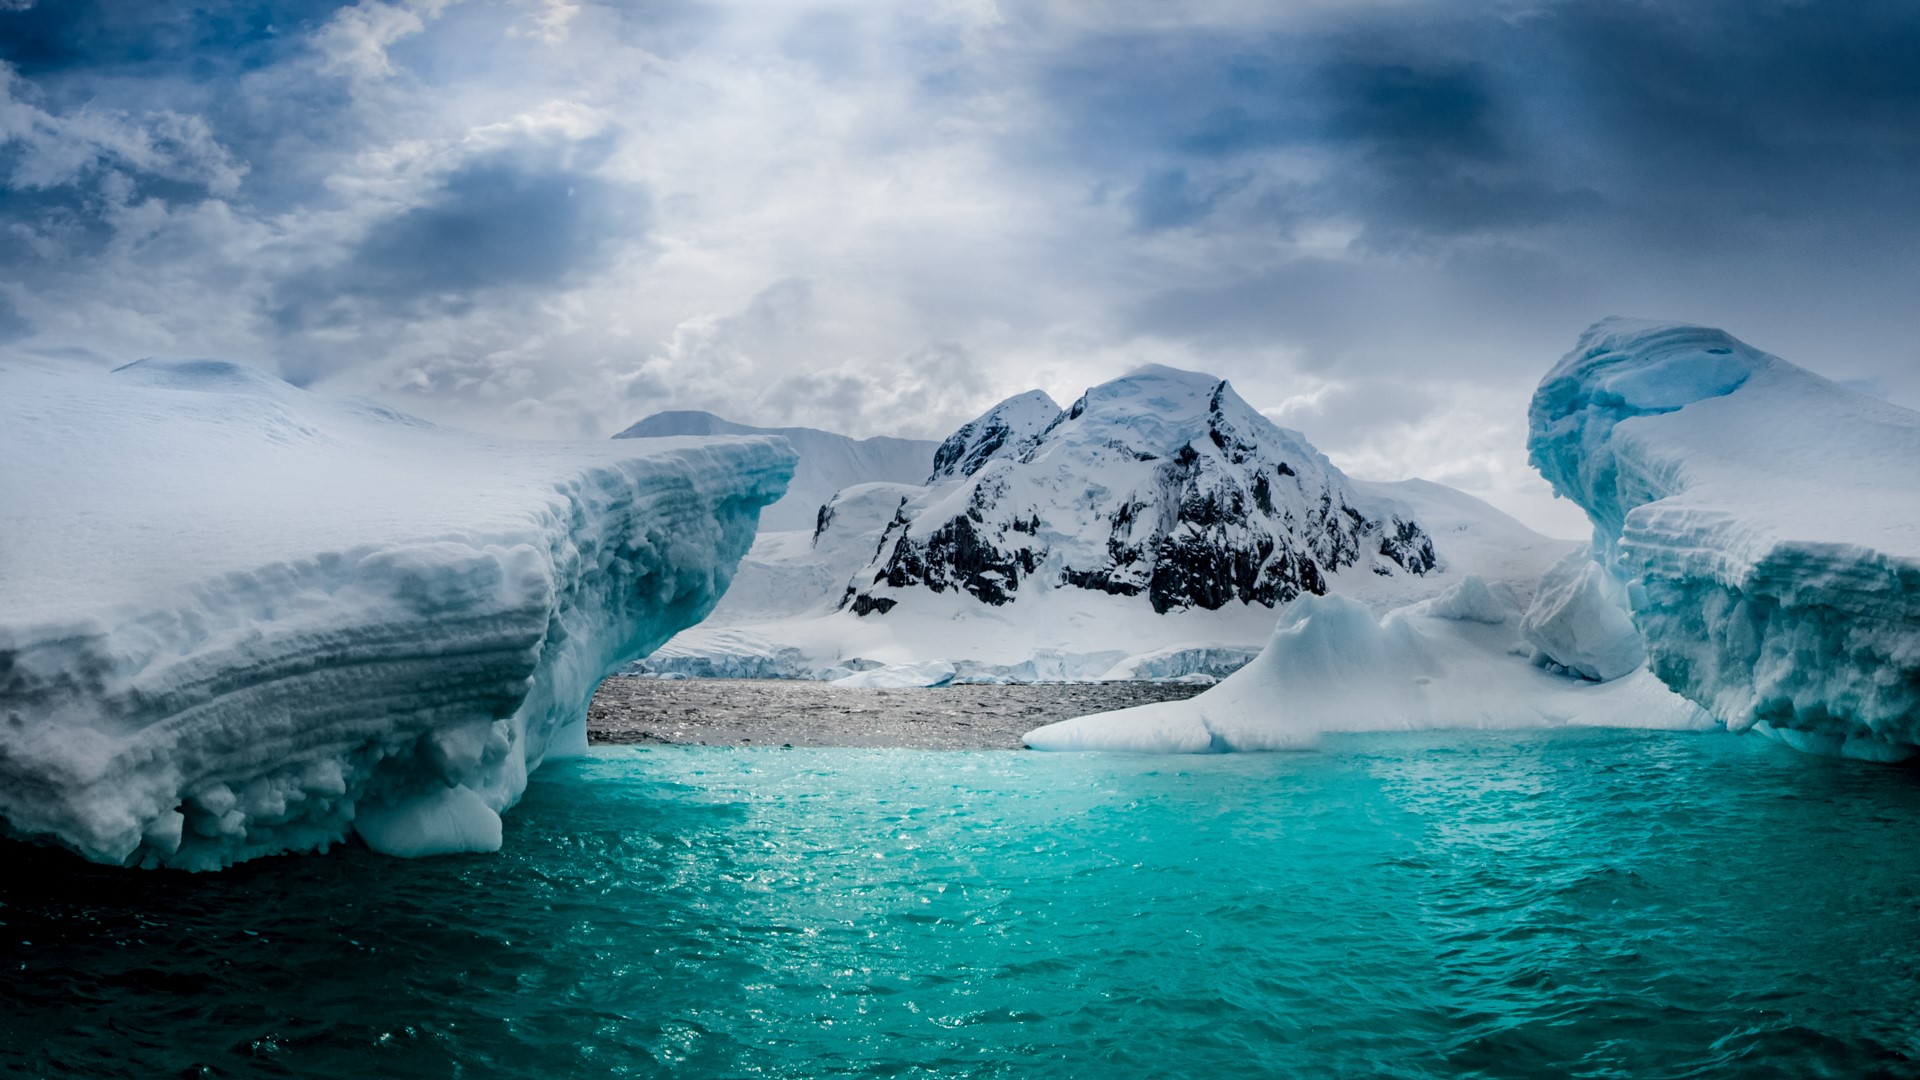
[[1529, 319, 1920, 759], [0, 359, 793, 867], [1025, 580, 1712, 753], [614, 410, 935, 533]]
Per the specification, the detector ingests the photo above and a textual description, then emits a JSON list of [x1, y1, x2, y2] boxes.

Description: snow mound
[[830, 661, 957, 689], [615, 410, 933, 533], [0, 359, 792, 867], [1519, 546, 1646, 682], [1529, 319, 1920, 759], [1025, 579, 1710, 753]]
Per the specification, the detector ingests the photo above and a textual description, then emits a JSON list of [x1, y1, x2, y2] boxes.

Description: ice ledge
[[0, 360, 795, 867], [1527, 319, 1920, 759]]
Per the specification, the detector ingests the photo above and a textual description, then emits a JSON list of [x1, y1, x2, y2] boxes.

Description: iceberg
[[1025, 579, 1710, 753], [0, 358, 793, 867], [1529, 319, 1920, 760]]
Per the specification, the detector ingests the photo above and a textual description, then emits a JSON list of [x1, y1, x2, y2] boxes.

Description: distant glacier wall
[[0, 359, 794, 867], [1528, 319, 1920, 761]]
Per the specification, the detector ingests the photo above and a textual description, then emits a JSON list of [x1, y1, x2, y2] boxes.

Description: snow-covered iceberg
[[0, 358, 793, 867], [1025, 579, 1710, 753], [1529, 319, 1920, 761]]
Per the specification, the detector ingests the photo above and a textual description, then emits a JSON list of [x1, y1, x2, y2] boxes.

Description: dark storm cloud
[[273, 145, 643, 331], [3, 0, 1919, 529], [1126, 167, 1249, 232], [0, 291, 30, 341], [0, 0, 338, 78], [1040, 0, 1920, 247]]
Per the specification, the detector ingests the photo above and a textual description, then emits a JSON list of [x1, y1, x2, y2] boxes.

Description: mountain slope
[[615, 410, 938, 532]]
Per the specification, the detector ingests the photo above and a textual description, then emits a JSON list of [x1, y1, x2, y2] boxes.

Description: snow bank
[[1025, 579, 1710, 753], [1096, 644, 1260, 682], [0, 359, 793, 867], [1528, 319, 1920, 760]]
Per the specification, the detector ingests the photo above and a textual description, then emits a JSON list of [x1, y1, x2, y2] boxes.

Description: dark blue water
[[4, 730, 1919, 1078]]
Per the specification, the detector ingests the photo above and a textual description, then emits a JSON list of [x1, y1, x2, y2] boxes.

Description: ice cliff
[[1528, 319, 1920, 761], [0, 359, 793, 867]]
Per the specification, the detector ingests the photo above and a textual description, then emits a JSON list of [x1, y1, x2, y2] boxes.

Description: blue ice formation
[[1529, 319, 1920, 761]]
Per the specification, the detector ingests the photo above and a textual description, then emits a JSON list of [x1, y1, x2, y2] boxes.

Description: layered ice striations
[[1528, 319, 1920, 760], [0, 359, 793, 867]]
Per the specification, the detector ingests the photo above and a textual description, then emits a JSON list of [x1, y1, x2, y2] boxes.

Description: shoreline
[[587, 677, 1208, 750]]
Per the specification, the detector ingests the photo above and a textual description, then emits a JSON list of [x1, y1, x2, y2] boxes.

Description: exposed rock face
[[843, 365, 1436, 616]]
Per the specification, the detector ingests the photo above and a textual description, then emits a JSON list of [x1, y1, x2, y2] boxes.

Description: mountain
[[614, 410, 939, 532], [843, 365, 1437, 616], [629, 367, 1579, 683]]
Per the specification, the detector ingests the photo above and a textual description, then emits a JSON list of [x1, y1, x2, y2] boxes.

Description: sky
[[3, 0, 1918, 537]]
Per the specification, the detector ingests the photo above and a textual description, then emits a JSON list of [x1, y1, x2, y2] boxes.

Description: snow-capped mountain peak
[[927, 389, 1062, 482], [845, 366, 1437, 616]]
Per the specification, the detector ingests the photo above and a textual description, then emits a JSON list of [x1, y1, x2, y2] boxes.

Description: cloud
[[3, 0, 1920, 536], [273, 133, 638, 331], [1125, 167, 1248, 232]]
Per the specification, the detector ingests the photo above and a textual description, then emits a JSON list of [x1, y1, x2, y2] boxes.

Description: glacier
[[0, 358, 793, 868], [1529, 319, 1920, 761]]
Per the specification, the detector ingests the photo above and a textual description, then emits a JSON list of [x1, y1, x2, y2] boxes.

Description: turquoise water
[[4, 730, 1919, 1078]]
